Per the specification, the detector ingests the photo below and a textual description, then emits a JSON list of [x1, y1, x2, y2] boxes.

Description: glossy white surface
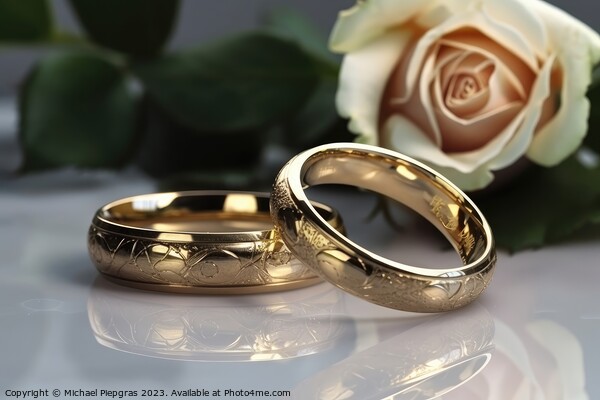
[[1, 171, 598, 400]]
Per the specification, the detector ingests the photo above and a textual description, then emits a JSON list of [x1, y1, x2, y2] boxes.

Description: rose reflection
[[445, 318, 590, 399], [87, 278, 351, 361], [293, 304, 494, 400]]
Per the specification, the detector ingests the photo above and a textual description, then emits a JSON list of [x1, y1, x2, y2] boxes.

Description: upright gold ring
[[270, 143, 496, 312], [88, 191, 343, 293]]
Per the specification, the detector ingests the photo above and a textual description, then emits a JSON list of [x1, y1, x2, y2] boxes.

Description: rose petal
[[530, 0, 600, 60], [482, 0, 548, 58], [419, 49, 444, 146], [414, 3, 456, 28], [394, 55, 552, 184], [436, 49, 494, 104], [383, 38, 444, 146], [430, 49, 526, 153], [489, 55, 554, 169], [434, 164, 495, 191], [337, 31, 412, 143], [472, 9, 541, 73], [449, 53, 492, 85], [433, 98, 523, 152], [383, 115, 494, 189], [442, 53, 494, 118], [386, 37, 532, 164], [402, 13, 536, 108], [329, 0, 427, 53], [446, 87, 490, 118], [526, 1, 600, 165], [442, 107, 526, 165], [436, 46, 469, 91], [440, 34, 533, 99], [416, 0, 548, 69], [399, 16, 465, 104], [420, 10, 541, 73], [384, 26, 489, 143], [385, 113, 511, 172]]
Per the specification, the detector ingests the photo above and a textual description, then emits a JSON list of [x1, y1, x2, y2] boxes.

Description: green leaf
[[263, 9, 344, 149], [585, 74, 600, 153], [157, 169, 263, 192], [68, 0, 179, 57], [281, 78, 354, 149], [136, 98, 265, 178], [591, 63, 600, 88], [479, 155, 600, 251], [283, 79, 338, 145], [134, 32, 320, 132], [0, 0, 52, 42], [19, 52, 140, 171], [264, 7, 339, 68]]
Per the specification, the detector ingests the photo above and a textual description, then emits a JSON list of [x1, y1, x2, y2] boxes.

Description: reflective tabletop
[[0, 169, 598, 400]]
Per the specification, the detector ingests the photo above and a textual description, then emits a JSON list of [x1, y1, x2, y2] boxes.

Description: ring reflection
[[88, 278, 352, 361], [293, 304, 494, 399]]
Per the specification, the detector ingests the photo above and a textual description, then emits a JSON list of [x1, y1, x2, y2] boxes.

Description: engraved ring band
[[88, 191, 344, 293], [270, 143, 496, 312]]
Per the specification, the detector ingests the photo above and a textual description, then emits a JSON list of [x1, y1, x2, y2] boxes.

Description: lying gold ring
[[270, 143, 496, 312], [88, 191, 343, 293]]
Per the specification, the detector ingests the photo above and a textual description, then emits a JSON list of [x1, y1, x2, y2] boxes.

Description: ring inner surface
[[100, 193, 275, 234], [301, 151, 488, 267], [116, 214, 274, 233]]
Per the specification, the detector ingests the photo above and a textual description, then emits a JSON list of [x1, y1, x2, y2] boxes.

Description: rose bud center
[[379, 28, 562, 153]]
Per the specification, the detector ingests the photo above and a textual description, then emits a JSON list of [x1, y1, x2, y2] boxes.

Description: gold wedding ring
[[88, 191, 343, 293], [270, 143, 496, 312]]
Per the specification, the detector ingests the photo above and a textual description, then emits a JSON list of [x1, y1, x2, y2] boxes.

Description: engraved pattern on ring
[[88, 225, 317, 287]]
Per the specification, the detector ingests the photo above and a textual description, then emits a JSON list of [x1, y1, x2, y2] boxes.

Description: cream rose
[[331, 0, 600, 190]]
